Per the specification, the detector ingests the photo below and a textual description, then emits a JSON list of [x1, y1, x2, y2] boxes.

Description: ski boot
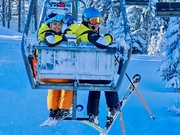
[[89, 113, 99, 126], [106, 108, 119, 128], [55, 109, 70, 121]]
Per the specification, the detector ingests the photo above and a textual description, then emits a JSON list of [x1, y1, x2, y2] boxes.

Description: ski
[[100, 74, 141, 135], [81, 120, 103, 133], [119, 73, 141, 110], [39, 112, 72, 127], [100, 111, 119, 135]]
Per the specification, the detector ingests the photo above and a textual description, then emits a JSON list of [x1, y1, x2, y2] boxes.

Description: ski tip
[[133, 74, 141, 81], [39, 123, 49, 127]]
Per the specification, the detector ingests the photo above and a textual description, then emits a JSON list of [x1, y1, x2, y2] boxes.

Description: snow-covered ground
[[0, 26, 180, 135]]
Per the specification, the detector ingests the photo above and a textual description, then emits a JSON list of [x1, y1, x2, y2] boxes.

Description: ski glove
[[44, 30, 67, 47], [103, 34, 114, 45]]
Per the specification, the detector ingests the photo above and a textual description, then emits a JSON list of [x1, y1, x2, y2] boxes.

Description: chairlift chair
[[23, 0, 129, 92], [21, 0, 132, 120], [155, 2, 180, 17], [125, 0, 149, 6]]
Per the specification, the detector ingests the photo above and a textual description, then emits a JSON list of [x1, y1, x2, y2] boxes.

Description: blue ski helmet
[[67, 17, 77, 26], [45, 13, 65, 24], [82, 7, 101, 23]]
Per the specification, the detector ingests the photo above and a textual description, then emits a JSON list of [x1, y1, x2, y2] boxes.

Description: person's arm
[[44, 30, 67, 47], [87, 31, 113, 49], [64, 23, 78, 35]]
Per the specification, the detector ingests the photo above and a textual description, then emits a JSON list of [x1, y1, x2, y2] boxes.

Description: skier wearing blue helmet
[[76, 7, 120, 126], [38, 13, 67, 47], [76, 7, 114, 49], [81, 7, 101, 23], [37, 13, 73, 125]]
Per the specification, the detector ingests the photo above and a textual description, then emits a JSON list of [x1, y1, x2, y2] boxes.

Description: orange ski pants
[[47, 89, 73, 110]]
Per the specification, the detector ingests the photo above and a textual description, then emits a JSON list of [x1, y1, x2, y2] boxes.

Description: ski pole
[[120, 111, 125, 135], [125, 73, 155, 120]]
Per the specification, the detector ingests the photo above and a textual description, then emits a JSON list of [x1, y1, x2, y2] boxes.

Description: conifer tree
[[159, 18, 180, 92]]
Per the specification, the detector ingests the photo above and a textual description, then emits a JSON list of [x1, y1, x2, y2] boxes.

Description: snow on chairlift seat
[[155, 2, 180, 17], [34, 41, 122, 91]]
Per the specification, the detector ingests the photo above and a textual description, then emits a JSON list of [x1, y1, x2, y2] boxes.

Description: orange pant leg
[[59, 90, 73, 110], [47, 89, 61, 110], [32, 58, 38, 77]]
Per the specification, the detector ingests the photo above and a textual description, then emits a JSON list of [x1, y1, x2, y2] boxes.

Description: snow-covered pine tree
[[86, 0, 101, 9], [159, 17, 180, 92], [147, 1, 170, 56], [126, 6, 147, 54], [147, 17, 167, 56], [105, 0, 124, 37]]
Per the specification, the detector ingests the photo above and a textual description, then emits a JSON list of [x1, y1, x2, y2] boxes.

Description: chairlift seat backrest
[[46, 2, 69, 16]]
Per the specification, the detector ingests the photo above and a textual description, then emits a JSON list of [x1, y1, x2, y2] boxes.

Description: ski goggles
[[89, 17, 102, 25], [45, 14, 65, 24]]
